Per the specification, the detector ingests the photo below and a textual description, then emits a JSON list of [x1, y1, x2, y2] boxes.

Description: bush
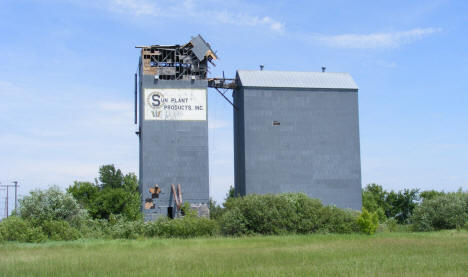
[[385, 218, 398, 232], [357, 208, 379, 235], [220, 208, 250, 236], [181, 202, 198, 218], [412, 194, 468, 231], [106, 215, 146, 239], [220, 193, 360, 236], [318, 206, 360, 234], [74, 218, 108, 239], [89, 188, 141, 220], [146, 216, 218, 238], [209, 198, 224, 220], [41, 221, 81, 241], [0, 217, 46, 243], [18, 186, 88, 227], [223, 194, 296, 235], [362, 184, 419, 223]]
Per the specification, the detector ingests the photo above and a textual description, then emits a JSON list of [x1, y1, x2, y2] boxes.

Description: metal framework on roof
[[136, 34, 217, 80]]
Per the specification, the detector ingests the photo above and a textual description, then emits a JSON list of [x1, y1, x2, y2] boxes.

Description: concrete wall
[[139, 75, 209, 220], [233, 86, 362, 210]]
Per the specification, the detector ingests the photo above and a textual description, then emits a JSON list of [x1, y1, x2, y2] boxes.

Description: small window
[[273, 121, 280, 126]]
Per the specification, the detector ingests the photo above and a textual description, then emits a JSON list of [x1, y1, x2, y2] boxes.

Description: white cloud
[[310, 28, 441, 49], [213, 12, 285, 33], [102, 0, 285, 33]]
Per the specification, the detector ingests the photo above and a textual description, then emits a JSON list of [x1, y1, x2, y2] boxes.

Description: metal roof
[[237, 70, 358, 90], [190, 35, 217, 61]]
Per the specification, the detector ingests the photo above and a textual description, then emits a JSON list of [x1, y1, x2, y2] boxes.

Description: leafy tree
[[227, 185, 236, 199], [68, 165, 141, 220], [412, 194, 468, 231], [208, 198, 224, 220], [386, 189, 419, 223], [122, 173, 139, 192], [420, 190, 446, 201], [98, 165, 124, 189], [66, 181, 98, 210], [362, 184, 420, 224], [90, 188, 139, 220], [362, 184, 388, 222]]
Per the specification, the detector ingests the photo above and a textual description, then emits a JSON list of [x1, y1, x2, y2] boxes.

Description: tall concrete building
[[137, 35, 216, 220], [233, 70, 362, 210]]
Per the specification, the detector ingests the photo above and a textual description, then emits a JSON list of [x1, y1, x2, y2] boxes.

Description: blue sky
[[1, 0, 467, 214]]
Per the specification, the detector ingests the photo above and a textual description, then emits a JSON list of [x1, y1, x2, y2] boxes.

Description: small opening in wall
[[149, 185, 161, 198], [167, 207, 174, 219], [144, 198, 155, 209], [273, 121, 280, 126]]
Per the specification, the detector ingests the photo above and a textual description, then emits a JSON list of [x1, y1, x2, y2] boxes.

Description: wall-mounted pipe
[[134, 73, 137, 124]]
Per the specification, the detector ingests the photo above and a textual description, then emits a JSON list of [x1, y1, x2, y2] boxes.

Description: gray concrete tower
[[233, 70, 362, 210], [137, 35, 216, 220]]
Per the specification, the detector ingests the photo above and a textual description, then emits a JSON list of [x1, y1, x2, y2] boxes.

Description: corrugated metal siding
[[234, 86, 362, 210], [190, 35, 216, 61], [237, 70, 358, 90], [139, 78, 209, 220]]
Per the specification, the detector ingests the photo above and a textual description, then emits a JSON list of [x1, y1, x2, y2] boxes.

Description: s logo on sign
[[146, 91, 164, 118]]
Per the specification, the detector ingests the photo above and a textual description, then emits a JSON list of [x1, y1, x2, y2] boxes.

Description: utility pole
[[0, 188, 5, 219], [0, 183, 15, 218], [12, 181, 18, 211]]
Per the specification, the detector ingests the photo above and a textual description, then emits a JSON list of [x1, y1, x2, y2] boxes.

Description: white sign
[[144, 88, 207, 121]]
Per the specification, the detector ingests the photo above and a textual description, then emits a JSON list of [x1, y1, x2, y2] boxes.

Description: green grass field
[[1, 231, 467, 277]]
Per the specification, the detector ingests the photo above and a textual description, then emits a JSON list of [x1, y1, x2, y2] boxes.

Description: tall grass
[[1, 231, 467, 276]]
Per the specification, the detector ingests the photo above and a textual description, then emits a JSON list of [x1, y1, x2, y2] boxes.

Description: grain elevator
[[233, 70, 362, 210], [136, 35, 216, 220]]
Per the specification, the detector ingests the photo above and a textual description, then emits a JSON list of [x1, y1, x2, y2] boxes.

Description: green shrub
[[362, 184, 419, 224], [375, 208, 386, 223], [147, 216, 218, 238], [317, 206, 360, 234], [108, 218, 146, 239], [18, 186, 88, 227], [223, 194, 296, 235], [412, 194, 468, 231], [285, 193, 323, 233], [0, 217, 46, 243], [357, 208, 379, 235], [41, 221, 81, 241], [74, 218, 107, 239], [385, 218, 398, 232], [181, 202, 198, 218], [220, 208, 250, 236], [220, 193, 360, 235], [209, 198, 225, 220]]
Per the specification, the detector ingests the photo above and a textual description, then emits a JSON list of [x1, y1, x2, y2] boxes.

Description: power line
[[0, 182, 18, 218]]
